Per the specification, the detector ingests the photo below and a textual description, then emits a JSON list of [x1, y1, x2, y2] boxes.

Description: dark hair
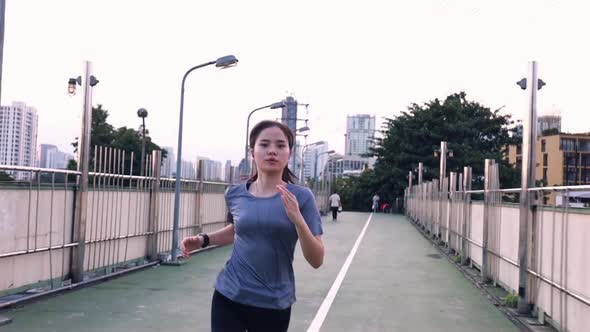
[[248, 120, 297, 183]]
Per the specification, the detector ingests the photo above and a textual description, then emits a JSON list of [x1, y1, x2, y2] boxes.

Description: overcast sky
[[3, 0, 589, 166]]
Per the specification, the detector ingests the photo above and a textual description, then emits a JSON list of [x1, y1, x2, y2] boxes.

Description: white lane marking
[[307, 213, 374, 332]]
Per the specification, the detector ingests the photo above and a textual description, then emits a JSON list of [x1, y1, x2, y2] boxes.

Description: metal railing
[[308, 176, 333, 216], [0, 146, 231, 304], [404, 163, 590, 332]]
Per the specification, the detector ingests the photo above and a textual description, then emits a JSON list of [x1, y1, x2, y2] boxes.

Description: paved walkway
[[1, 213, 518, 331]]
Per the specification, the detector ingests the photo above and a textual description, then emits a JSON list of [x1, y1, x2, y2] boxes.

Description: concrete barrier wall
[[0, 188, 75, 292], [531, 208, 590, 332], [0, 187, 228, 295], [469, 202, 484, 267]]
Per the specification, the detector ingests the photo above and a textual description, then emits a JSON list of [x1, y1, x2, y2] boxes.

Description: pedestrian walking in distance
[[329, 191, 341, 221]]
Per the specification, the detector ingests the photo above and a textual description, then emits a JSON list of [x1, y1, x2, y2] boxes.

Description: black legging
[[211, 290, 291, 332], [331, 207, 338, 220]]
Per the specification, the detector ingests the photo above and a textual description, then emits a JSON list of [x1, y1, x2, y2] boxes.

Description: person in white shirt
[[372, 194, 380, 212], [328, 191, 341, 221]]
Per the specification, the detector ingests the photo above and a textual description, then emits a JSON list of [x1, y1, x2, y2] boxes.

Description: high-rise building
[[181, 159, 196, 179], [281, 96, 299, 173], [225, 160, 232, 182], [196, 156, 223, 181], [345, 114, 376, 157], [39, 144, 74, 169], [161, 146, 175, 177], [224, 160, 239, 183], [0, 102, 39, 179], [281, 96, 298, 135], [39, 144, 57, 168]]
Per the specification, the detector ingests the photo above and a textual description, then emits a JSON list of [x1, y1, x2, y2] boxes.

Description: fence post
[[147, 150, 161, 262], [482, 159, 494, 282], [432, 179, 439, 237], [517, 61, 540, 314], [461, 167, 472, 265], [448, 172, 457, 246], [196, 159, 204, 233], [71, 61, 95, 283]]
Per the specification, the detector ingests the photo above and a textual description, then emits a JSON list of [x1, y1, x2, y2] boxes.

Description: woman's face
[[251, 126, 291, 174]]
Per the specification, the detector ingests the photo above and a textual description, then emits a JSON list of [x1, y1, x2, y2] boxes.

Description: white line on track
[[307, 213, 374, 332]]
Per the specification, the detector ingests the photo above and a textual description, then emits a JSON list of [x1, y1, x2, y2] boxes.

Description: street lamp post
[[170, 55, 238, 263], [300, 141, 324, 181], [298, 135, 308, 181], [137, 108, 148, 176], [292, 124, 310, 176], [434, 141, 453, 240], [69, 61, 99, 283], [434, 141, 453, 191], [418, 162, 423, 185], [244, 101, 285, 176], [314, 150, 335, 182], [516, 61, 545, 314]]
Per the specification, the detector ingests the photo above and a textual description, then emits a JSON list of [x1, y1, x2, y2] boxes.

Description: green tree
[[71, 105, 166, 175], [367, 92, 520, 207], [111, 126, 166, 175], [333, 170, 383, 211], [72, 104, 114, 154]]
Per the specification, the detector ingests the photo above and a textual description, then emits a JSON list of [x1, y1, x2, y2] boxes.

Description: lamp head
[[270, 101, 286, 109], [215, 55, 239, 68], [296, 126, 310, 133], [137, 108, 148, 118]]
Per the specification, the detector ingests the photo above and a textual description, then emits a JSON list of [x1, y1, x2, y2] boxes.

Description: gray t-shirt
[[214, 182, 323, 310]]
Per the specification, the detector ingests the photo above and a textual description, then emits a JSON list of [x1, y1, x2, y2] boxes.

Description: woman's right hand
[[181, 235, 203, 258]]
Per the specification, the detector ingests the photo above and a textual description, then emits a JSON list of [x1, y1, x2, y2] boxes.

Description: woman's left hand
[[277, 185, 303, 225]]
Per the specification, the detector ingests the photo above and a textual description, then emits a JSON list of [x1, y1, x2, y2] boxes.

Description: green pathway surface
[[1, 213, 518, 331], [320, 213, 518, 332]]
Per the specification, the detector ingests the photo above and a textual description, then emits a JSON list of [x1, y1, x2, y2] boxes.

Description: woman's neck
[[252, 172, 285, 195]]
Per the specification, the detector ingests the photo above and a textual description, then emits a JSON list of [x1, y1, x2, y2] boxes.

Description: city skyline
[[2, 1, 590, 167]]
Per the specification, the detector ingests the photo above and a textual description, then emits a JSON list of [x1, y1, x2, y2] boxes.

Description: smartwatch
[[199, 233, 210, 248]]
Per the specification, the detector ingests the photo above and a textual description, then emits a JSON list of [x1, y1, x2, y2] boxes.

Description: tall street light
[[297, 134, 308, 181], [434, 141, 454, 191], [414, 162, 424, 185], [315, 149, 335, 182], [137, 108, 148, 176], [293, 126, 311, 180], [244, 101, 285, 176], [171, 55, 238, 263], [433, 141, 453, 240], [68, 61, 99, 282], [516, 61, 545, 314], [293, 125, 310, 179]]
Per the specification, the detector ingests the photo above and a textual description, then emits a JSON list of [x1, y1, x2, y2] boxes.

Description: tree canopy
[[72, 105, 167, 175], [335, 92, 520, 211]]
